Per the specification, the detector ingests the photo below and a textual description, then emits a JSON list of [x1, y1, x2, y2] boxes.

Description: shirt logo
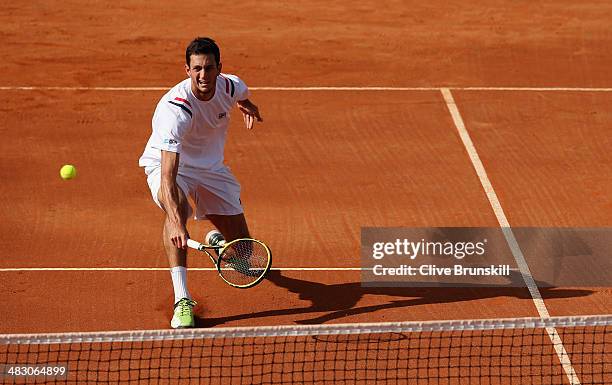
[[218, 112, 227, 119], [163, 139, 178, 145]]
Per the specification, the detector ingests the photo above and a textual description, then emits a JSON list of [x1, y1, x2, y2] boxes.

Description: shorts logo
[[163, 139, 178, 145], [218, 112, 227, 119]]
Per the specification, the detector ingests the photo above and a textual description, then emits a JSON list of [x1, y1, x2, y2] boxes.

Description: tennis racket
[[186, 237, 272, 288]]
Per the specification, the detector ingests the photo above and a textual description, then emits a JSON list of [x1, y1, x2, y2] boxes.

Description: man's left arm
[[237, 99, 263, 130]]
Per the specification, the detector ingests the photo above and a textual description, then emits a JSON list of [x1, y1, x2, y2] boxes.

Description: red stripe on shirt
[[174, 97, 192, 108]]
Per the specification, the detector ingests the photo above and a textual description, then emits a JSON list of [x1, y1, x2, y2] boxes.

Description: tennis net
[[0, 315, 610, 384]]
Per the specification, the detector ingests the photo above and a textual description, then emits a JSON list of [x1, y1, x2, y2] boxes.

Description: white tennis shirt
[[139, 74, 249, 170]]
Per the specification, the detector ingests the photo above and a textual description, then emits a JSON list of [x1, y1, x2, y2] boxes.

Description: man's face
[[185, 53, 221, 100]]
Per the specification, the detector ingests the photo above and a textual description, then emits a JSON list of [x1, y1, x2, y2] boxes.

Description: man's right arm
[[158, 149, 189, 249]]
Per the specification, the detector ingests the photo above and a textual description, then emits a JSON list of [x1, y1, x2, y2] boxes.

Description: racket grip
[[186, 239, 203, 250]]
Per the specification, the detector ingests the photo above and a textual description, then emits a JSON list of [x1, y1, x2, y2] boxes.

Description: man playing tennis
[[139, 37, 263, 328]]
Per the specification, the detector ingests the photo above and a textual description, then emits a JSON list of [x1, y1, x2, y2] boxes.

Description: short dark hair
[[186, 37, 220, 67]]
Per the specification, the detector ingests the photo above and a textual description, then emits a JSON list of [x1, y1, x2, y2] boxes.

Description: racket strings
[[219, 240, 270, 286]]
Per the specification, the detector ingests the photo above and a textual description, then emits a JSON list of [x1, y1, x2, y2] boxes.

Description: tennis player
[[139, 37, 263, 328]]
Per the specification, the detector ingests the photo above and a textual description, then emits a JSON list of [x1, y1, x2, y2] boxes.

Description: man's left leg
[[193, 166, 249, 246], [206, 213, 250, 242]]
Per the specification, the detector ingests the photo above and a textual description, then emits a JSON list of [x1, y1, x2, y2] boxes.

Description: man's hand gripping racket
[[186, 238, 272, 288]]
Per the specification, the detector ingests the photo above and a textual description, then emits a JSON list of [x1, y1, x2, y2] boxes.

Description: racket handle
[[186, 239, 203, 250]]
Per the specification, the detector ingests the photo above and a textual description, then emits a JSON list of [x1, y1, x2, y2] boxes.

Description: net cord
[[1, 314, 610, 345]]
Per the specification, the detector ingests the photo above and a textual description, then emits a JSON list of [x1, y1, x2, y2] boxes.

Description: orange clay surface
[[0, 1, 610, 334]]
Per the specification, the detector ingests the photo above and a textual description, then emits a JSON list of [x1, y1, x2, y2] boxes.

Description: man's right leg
[[158, 187, 197, 328]]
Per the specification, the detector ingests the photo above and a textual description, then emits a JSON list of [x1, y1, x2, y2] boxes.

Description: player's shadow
[[195, 269, 594, 328]]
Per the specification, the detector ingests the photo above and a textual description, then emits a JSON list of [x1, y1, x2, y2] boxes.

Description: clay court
[[0, 1, 610, 384]]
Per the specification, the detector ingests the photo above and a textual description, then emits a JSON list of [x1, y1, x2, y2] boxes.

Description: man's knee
[[208, 214, 250, 240], [157, 189, 190, 220]]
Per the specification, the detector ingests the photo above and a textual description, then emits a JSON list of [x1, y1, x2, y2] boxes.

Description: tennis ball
[[60, 164, 77, 180]]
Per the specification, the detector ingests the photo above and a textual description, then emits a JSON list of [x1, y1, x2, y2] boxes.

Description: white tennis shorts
[[145, 165, 243, 220]]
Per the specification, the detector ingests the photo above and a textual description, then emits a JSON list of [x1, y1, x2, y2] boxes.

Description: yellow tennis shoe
[[171, 298, 197, 329]]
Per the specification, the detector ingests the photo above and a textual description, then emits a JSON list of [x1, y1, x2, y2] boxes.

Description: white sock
[[170, 266, 191, 304]]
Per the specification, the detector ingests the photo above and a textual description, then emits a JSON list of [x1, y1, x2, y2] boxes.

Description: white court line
[[460, 86, 612, 92], [0, 267, 366, 272], [0, 86, 612, 92], [0, 267, 524, 272], [440, 88, 580, 385], [257, 86, 612, 92]]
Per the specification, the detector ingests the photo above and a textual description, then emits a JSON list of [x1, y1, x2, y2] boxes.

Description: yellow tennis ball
[[60, 164, 77, 180]]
